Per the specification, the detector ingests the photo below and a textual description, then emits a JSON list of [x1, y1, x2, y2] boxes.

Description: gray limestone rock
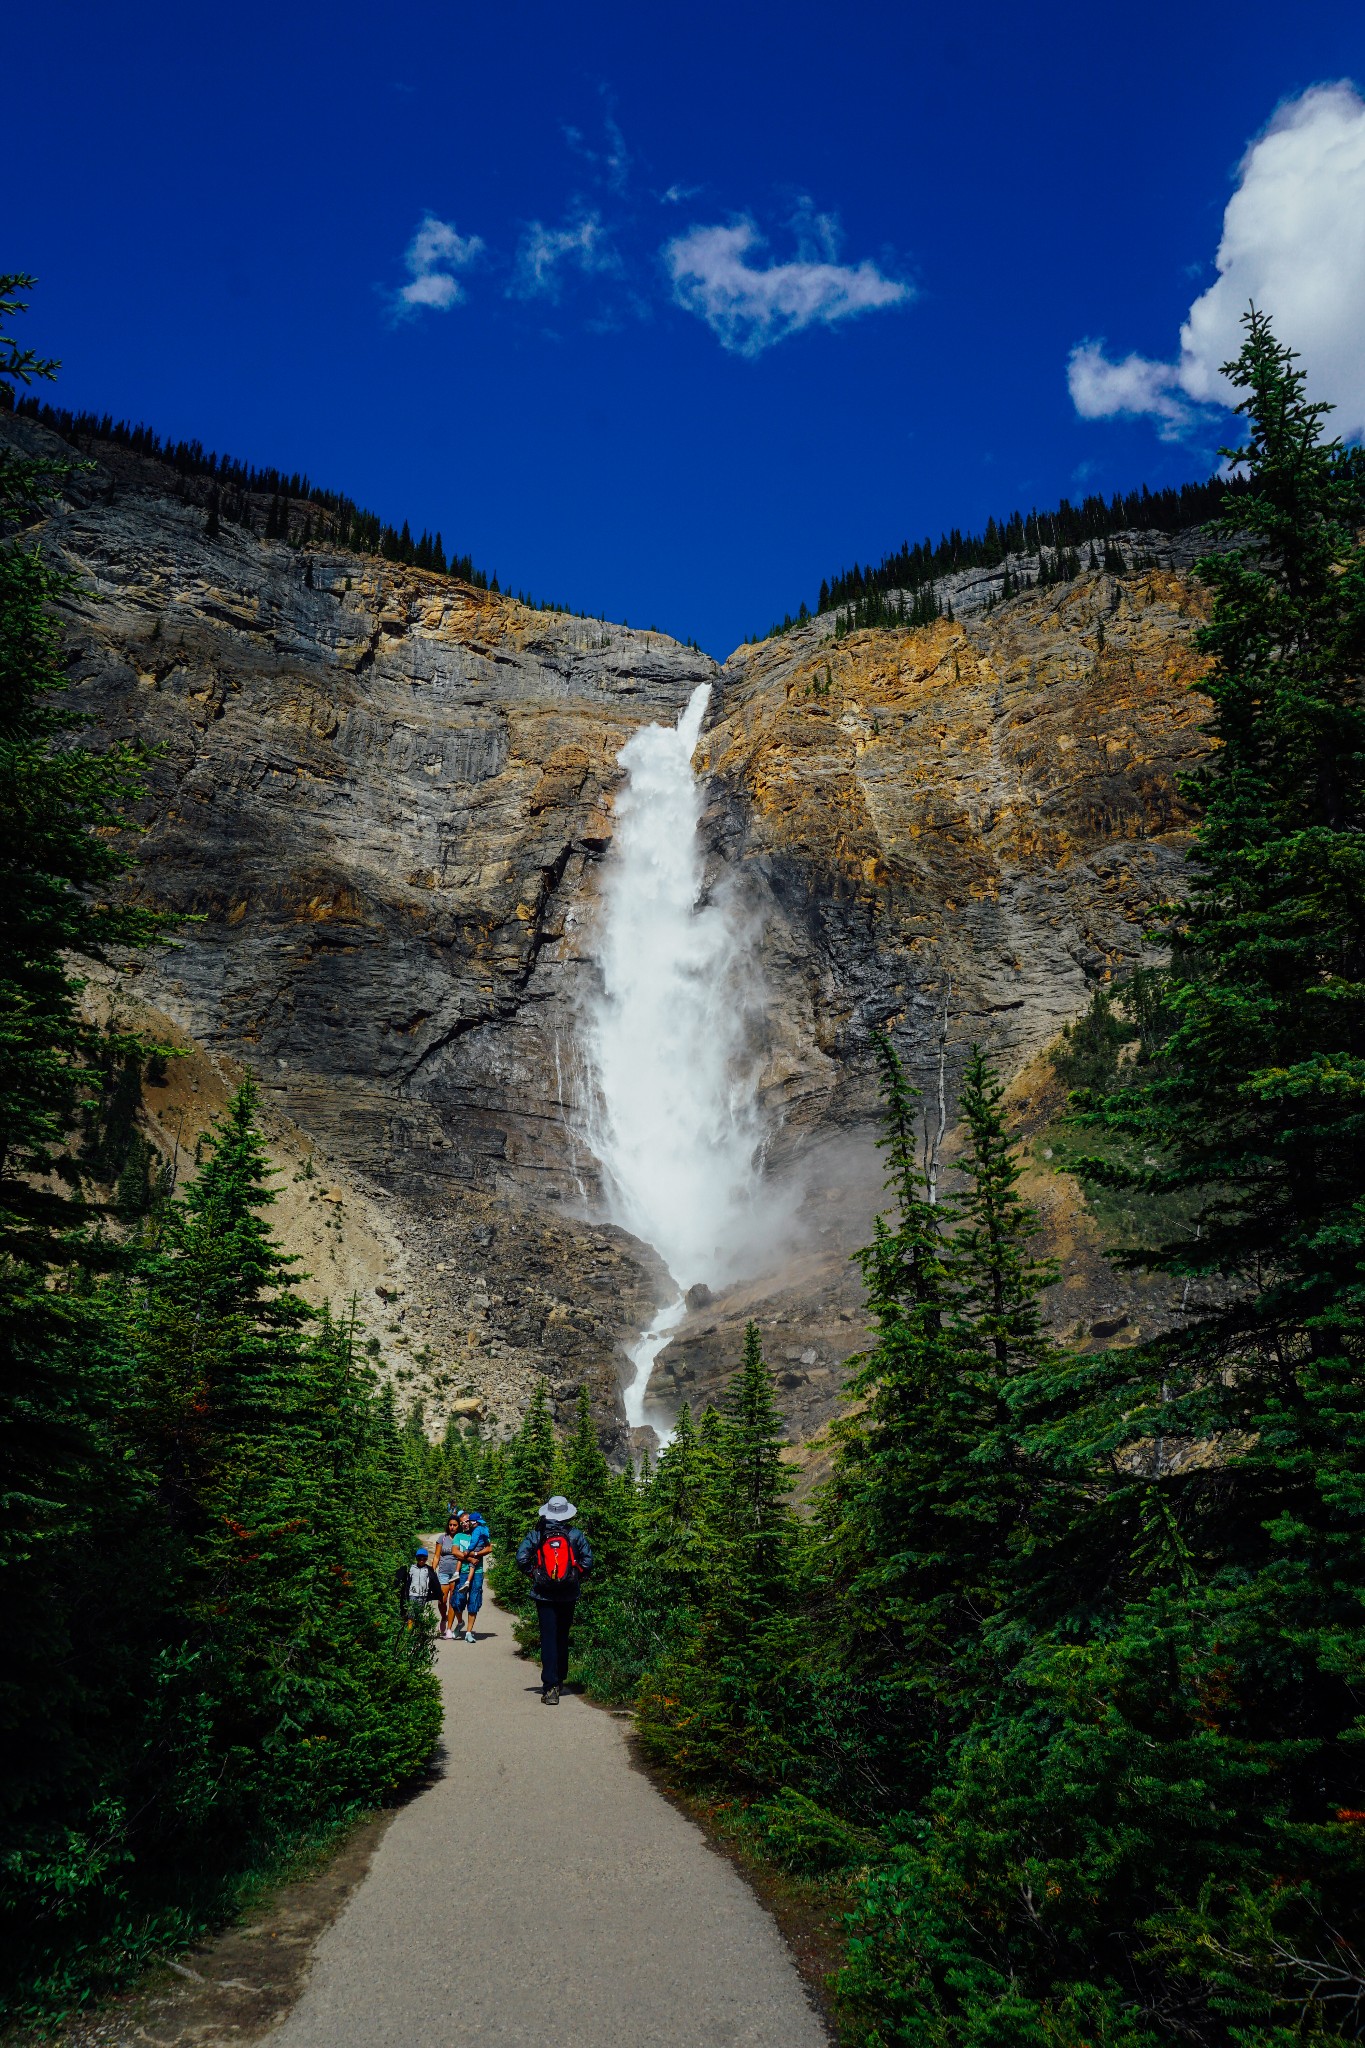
[[5, 412, 1213, 1450]]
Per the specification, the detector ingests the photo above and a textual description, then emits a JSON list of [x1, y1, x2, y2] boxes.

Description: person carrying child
[[450, 1509, 492, 1643]]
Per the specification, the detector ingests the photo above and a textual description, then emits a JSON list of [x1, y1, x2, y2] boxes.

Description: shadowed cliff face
[[9, 413, 1213, 1448]]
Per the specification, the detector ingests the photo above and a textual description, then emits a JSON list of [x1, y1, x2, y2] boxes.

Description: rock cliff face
[[705, 561, 1211, 1112], [645, 572, 1213, 1427], [9, 413, 1214, 1448]]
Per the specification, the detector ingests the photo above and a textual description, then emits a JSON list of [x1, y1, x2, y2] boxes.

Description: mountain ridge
[[12, 389, 1230, 662], [5, 404, 1214, 1452]]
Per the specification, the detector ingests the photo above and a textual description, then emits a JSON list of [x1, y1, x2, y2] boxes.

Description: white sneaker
[[464, 1628, 475, 1642]]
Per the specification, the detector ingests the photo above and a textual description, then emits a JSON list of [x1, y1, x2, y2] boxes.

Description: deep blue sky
[[8, 0, 1363, 655]]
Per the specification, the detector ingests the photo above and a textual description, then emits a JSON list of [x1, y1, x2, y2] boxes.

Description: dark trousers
[[536, 1595, 577, 1689]]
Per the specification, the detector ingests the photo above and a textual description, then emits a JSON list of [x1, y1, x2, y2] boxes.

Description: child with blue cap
[[394, 1545, 443, 1626]]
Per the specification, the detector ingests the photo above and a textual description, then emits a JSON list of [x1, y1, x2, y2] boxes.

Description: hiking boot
[[543, 1684, 560, 1706]]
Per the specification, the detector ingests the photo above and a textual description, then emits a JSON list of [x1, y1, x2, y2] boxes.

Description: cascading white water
[[581, 682, 772, 1432]]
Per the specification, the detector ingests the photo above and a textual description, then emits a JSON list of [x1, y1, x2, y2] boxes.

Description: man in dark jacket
[[515, 1494, 593, 1705]]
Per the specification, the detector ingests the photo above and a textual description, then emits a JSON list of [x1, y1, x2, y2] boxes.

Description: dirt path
[[268, 1602, 828, 2048]]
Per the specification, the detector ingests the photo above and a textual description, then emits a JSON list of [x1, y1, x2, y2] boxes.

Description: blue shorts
[[454, 1568, 484, 1616]]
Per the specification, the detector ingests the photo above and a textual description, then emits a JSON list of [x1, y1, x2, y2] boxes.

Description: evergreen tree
[[953, 1047, 1057, 1388], [836, 311, 1365, 2047], [826, 1034, 1017, 1797], [1, 1073, 439, 2012], [0, 280, 169, 1947], [715, 1322, 796, 1620], [129, 1085, 333, 1846], [1105, 310, 1365, 1336], [563, 1384, 635, 1578], [637, 1326, 800, 1786], [489, 1379, 556, 1609], [636, 1402, 713, 1609], [570, 1403, 705, 1706], [563, 1384, 611, 1525]]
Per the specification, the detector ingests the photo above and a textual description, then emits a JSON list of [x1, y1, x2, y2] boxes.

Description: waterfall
[[581, 682, 772, 1433]]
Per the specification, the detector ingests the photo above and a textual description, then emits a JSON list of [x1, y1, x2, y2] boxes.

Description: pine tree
[[841, 313, 1365, 2043], [0, 279, 168, 1908], [825, 1034, 1001, 1796], [489, 1380, 556, 1608], [162, 1081, 314, 1449], [953, 1047, 1056, 1388], [716, 1323, 796, 1621], [637, 1327, 801, 1786], [636, 1402, 712, 1602], [563, 1384, 610, 1520], [563, 1385, 635, 1577], [132, 1088, 437, 1838]]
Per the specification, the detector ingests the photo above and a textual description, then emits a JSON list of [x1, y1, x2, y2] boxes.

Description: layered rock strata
[[9, 413, 1213, 1448], [642, 572, 1213, 1425]]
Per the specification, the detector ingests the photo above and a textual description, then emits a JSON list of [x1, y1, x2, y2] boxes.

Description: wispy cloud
[[563, 113, 629, 193], [664, 204, 910, 355], [1069, 82, 1365, 441], [511, 209, 621, 301], [393, 213, 484, 315], [660, 182, 702, 206]]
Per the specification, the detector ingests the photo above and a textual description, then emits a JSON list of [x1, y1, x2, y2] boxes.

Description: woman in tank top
[[431, 1516, 474, 1639]]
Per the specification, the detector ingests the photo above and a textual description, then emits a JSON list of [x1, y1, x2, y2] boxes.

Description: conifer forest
[[4, 261, 1365, 2047]]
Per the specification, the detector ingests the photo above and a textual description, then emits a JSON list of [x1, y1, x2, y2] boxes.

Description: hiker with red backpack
[[515, 1494, 593, 1705]]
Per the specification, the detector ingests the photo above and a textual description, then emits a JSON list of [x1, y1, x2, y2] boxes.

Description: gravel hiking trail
[[268, 1600, 829, 2048]]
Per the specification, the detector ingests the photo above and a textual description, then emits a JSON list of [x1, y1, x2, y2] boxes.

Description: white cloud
[[511, 210, 620, 300], [660, 182, 702, 206], [395, 214, 484, 315], [1068, 341, 1201, 441], [664, 208, 910, 355], [1069, 82, 1365, 440]]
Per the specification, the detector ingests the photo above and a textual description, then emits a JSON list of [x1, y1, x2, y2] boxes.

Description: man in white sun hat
[[515, 1494, 593, 1705]]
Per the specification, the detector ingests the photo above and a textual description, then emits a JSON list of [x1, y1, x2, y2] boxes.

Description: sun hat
[[538, 1495, 577, 1522]]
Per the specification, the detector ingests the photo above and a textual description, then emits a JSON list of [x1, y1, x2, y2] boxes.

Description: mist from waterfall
[[580, 682, 780, 1428]]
